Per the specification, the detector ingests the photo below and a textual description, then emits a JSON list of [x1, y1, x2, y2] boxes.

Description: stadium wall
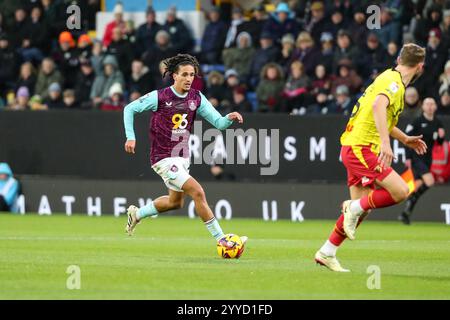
[[13, 176, 450, 224], [1, 111, 450, 182]]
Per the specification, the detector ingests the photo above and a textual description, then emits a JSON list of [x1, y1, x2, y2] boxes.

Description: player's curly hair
[[162, 54, 200, 78]]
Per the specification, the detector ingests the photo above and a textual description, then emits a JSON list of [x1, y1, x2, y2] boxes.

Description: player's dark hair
[[162, 54, 200, 78]]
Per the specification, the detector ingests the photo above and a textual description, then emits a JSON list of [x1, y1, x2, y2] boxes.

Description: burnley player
[[315, 43, 428, 272], [123, 54, 247, 247]]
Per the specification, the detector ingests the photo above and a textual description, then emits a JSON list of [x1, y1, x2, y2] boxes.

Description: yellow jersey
[[340, 68, 405, 154]]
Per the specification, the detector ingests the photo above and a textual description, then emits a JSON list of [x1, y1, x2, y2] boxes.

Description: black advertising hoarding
[[3, 111, 448, 182], [15, 176, 450, 223]]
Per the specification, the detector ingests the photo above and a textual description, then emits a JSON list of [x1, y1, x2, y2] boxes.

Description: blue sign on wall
[[105, 0, 197, 12]]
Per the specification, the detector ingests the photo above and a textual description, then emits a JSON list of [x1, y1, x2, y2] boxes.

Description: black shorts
[[411, 157, 431, 179]]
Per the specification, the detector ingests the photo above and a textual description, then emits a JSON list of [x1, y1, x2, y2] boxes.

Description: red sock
[[329, 213, 365, 246], [360, 189, 397, 211]]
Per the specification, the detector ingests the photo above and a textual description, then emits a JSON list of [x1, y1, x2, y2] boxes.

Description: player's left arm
[[390, 126, 427, 155], [197, 92, 243, 130]]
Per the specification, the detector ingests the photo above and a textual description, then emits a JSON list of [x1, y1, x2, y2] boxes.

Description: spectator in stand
[[304, 1, 331, 45], [328, 84, 354, 115], [77, 34, 93, 61], [154, 60, 172, 90], [386, 41, 400, 66], [441, 10, 450, 49], [256, 63, 285, 112], [438, 60, 450, 96], [34, 57, 63, 100], [201, 6, 228, 65], [414, 4, 443, 47], [349, 6, 368, 49], [205, 70, 225, 108], [328, 8, 349, 39], [318, 32, 334, 74], [52, 31, 79, 89], [15, 62, 37, 96], [438, 89, 450, 115], [102, 3, 127, 48], [236, 4, 267, 48], [224, 7, 244, 48], [221, 69, 241, 112], [106, 26, 134, 81], [62, 89, 80, 109], [128, 59, 153, 102], [416, 28, 448, 99], [74, 59, 95, 109], [279, 33, 295, 70], [332, 29, 359, 75], [100, 82, 125, 111], [135, 6, 162, 57], [43, 82, 65, 109], [231, 85, 253, 113], [163, 6, 194, 53], [9, 86, 30, 111], [373, 7, 401, 48], [142, 30, 175, 84], [307, 87, 331, 115], [90, 39, 106, 75], [222, 32, 255, 81], [311, 64, 333, 97], [402, 86, 422, 119], [28, 6, 50, 56], [282, 61, 311, 112], [10, 8, 32, 49], [90, 55, 125, 107], [247, 32, 280, 89], [330, 58, 362, 95], [0, 33, 20, 98], [0, 163, 20, 213], [358, 33, 389, 79], [262, 2, 301, 45], [289, 31, 320, 78]]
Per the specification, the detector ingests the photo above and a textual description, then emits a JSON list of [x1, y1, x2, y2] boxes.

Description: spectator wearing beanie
[[11, 86, 30, 111], [318, 32, 334, 74], [223, 32, 255, 80], [332, 29, 360, 75], [44, 82, 65, 109], [100, 82, 126, 111], [304, 1, 331, 45], [103, 3, 127, 48], [247, 31, 280, 89], [205, 70, 226, 108], [414, 4, 443, 47], [52, 31, 79, 89], [262, 2, 300, 45], [135, 6, 162, 57], [77, 34, 93, 61], [279, 33, 295, 70], [90, 55, 125, 107]]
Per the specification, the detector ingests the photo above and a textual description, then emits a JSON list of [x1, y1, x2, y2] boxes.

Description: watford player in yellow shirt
[[315, 43, 428, 272]]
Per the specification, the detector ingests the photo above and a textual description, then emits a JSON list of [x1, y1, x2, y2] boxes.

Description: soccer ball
[[217, 234, 245, 259]]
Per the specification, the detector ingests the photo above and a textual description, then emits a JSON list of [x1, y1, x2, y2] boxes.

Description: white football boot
[[314, 250, 350, 272], [125, 205, 140, 236], [342, 200, 361, 240]]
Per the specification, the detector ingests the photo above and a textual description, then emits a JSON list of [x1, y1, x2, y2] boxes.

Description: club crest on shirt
[[188, 100, 197, 111], [165, 101, 173, 108], [389, 82, 399, 93]]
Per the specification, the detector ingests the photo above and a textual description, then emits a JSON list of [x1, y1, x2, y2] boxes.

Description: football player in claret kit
[[122, 54, 247, 250], [315, 43, 428, 272]]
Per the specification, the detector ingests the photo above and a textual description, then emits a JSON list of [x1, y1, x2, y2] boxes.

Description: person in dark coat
[[135, 6, 162, 57], [0, 33, 20, 98], [162, 6, 194, 53], [74, 59, 96, 109], [304, 1, 331, 45], [200, 6, 228, 64]]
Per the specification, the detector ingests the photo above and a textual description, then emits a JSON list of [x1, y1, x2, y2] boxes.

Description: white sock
[[349, 199, 364, 215], [320, 240, 338, 257]]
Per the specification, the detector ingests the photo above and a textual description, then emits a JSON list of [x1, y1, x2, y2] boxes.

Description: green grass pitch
[[0, 214, 449, 299]]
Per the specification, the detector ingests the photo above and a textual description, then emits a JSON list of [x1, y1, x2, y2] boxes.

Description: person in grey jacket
[[90, 55, 125, 107]]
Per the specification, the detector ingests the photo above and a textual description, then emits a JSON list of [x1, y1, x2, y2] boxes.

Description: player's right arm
[[372, 94, 394, 168], [123, 91, 158, 154]]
